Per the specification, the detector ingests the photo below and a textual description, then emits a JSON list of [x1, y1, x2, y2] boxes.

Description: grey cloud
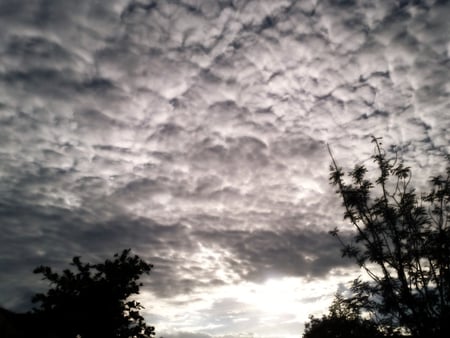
[[194, 228, 352, 282], [3, 35, 74, 69], [163, 332, 212, 338], [1, 68, 80, 100], [270, 136, 323, 163], [0, 200, 197, 308], [188, 135, 271, 177], [0, 1, 449, 337]]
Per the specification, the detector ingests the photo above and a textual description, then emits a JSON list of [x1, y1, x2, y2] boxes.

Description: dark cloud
[[194, 228, 351, 282], [0, 0, 449, 337], [0, 200, 196, 308]]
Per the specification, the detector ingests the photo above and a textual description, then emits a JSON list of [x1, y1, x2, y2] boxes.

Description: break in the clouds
[[0, 0, 449, 337]]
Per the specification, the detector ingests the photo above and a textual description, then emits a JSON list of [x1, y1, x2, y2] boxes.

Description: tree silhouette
[[303, 293, 385, 338], [31, 249, 155, 338], [326, 137, 450, 337]]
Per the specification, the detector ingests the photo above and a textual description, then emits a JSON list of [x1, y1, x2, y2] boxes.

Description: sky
[[0, 0, 449, 337]]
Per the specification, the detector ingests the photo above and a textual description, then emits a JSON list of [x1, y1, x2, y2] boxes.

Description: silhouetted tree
[[31, 249, 155, 338], [303, 293, 385, 338], [327, 137, 450, 337], [0, 308, 39, 338]]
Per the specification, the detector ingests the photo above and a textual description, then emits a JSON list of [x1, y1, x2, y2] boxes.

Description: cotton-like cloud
[[0, 1, 449, 337]]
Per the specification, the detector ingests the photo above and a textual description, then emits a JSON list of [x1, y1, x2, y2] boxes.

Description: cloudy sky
[[0, 0, 449, 337]]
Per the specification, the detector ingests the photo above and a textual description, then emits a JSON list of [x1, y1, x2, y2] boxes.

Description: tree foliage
[[303, 293, 385, 338], [326, 137, 450, 337], [32, 249, 155, 338]]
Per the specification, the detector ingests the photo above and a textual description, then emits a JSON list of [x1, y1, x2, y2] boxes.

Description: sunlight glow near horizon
[[141, 268, 360, 337]]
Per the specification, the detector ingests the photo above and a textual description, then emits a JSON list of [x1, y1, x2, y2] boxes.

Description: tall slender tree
[[327, 137, 450, 337]]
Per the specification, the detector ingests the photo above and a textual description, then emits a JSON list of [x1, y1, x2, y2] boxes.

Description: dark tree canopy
[[31, 249, 155, 338], [323, 137, 450, 337], [303, 293, 385, 338]]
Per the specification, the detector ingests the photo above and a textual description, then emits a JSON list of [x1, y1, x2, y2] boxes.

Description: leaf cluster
[[32, 249, 155, 338]]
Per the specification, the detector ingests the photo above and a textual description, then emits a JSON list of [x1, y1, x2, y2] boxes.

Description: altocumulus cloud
[[0, 0, 449, 337]]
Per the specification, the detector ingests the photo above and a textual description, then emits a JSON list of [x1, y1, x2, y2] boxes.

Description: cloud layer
[[1, 0, 449, 336]]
